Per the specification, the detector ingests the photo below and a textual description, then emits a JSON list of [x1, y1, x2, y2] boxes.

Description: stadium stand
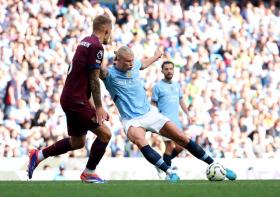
[[0, 0, 280, 161]]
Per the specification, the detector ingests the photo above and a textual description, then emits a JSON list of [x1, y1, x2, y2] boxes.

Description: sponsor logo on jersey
[[79, 41, 91, 48]]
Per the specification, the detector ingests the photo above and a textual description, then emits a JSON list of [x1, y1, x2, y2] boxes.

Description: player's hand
[[154, 49, 163, 60], [96, 107, 109, 125]]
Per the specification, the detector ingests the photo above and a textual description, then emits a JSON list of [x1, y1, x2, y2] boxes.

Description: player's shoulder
[[153, 80, 162, 89], [107, 65, 114, 72], [176, 82, 182, 88], [173, 81, 180, 86], [106, 65, 116, 77], [155, 80, 162, 85], [80, 35, 103, 49]]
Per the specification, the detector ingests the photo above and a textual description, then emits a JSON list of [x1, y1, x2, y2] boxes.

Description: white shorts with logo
[[122, 106, 170, 135]]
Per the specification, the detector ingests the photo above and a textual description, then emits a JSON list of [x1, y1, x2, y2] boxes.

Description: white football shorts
[[122, 106, 170, 135]]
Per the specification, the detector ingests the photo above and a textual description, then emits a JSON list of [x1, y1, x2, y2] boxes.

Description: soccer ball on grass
[[206, 163, 226, 181]]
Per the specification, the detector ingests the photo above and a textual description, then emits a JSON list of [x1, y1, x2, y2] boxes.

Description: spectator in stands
[[0, 0, 279, 162]]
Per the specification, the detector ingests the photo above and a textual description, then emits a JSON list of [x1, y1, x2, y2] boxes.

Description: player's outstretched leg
[[127, 127, 180, 182], [28, 138, 75, 179], [160, 122, 237, 181], [185, 140, 237, 180], [140, 145, 180, 183]]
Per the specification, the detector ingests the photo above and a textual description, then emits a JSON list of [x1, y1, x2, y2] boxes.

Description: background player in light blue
[[101, 46, 236, 182], [152, 61, 189, 170]]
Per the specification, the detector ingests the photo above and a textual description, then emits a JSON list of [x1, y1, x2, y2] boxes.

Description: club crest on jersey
[[97, 50, 103, 60], [127, 72, 132, 78]]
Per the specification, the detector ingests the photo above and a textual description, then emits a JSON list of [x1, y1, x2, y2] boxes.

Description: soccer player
[[151, 61, 187, 172], [28, 15, 113, 183], [100, 46, 237, 182]]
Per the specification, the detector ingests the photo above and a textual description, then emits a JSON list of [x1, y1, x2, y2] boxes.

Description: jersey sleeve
[[151, 84, 159, 102], [88, 44, 104, 70]]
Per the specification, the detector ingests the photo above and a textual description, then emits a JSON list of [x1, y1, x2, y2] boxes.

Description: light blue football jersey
[[152, 80, 183, 129], [103, 60, 151, 120]]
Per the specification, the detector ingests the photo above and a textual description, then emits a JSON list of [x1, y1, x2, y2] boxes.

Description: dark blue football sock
[[163, 153, 172, 167], [140, 145, 169, 172], [185, 140, 214, 164], [163, 149, 180, 167], [171, 149, 180, 159]]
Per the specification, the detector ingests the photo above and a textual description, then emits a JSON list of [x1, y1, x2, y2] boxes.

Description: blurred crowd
[[1, 0, 280, 161]]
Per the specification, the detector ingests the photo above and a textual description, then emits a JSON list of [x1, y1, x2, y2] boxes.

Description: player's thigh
[[127, 126, 148, 148], [143, 107, 169, 133], [90, 124, 111, 143], [159, 121, 189, 146], [65, 104, 99, 136], [65, 112, 88, 136]]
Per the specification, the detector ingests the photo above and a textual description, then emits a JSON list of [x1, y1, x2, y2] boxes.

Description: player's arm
[[88, 45, 109, 124], [151, 85, 159, 107], [89, 69, 102, 108], [178, 84, 188, 115], [179, 99, 189, 115], [89, 69, 109, 124], [99, 62, 109, 80], [140, 49, 162, 70]]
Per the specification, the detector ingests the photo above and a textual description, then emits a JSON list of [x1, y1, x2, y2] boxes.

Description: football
[[206, 163, 226, 181]]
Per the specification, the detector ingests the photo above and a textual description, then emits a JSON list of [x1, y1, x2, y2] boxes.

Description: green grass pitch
[[0, 180, 279, 197]]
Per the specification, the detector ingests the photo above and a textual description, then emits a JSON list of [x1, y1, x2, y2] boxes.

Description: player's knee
[[132, 138, 146, 148], [98, 127, 111, 143], [176, 133, 189, 146], [70, 138, 86, 149], [73, 141, 85, 149], [164, 141, 174, 152], [94, 125, 112, 143], [101, 131, 112, 143]]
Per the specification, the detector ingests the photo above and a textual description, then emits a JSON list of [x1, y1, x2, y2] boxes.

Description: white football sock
[[38, 150, 45, 161], [83, 168, 95, 174], [166, 168, 172, 175]]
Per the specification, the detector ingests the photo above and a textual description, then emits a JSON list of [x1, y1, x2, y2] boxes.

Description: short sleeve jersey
[[152, 80, 183, 129], [61, 35, 104, 103], [103, 60, 151, 120]]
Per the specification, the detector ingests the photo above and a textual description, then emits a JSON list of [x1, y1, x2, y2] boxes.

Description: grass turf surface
[[0, 180, 279, 197]]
